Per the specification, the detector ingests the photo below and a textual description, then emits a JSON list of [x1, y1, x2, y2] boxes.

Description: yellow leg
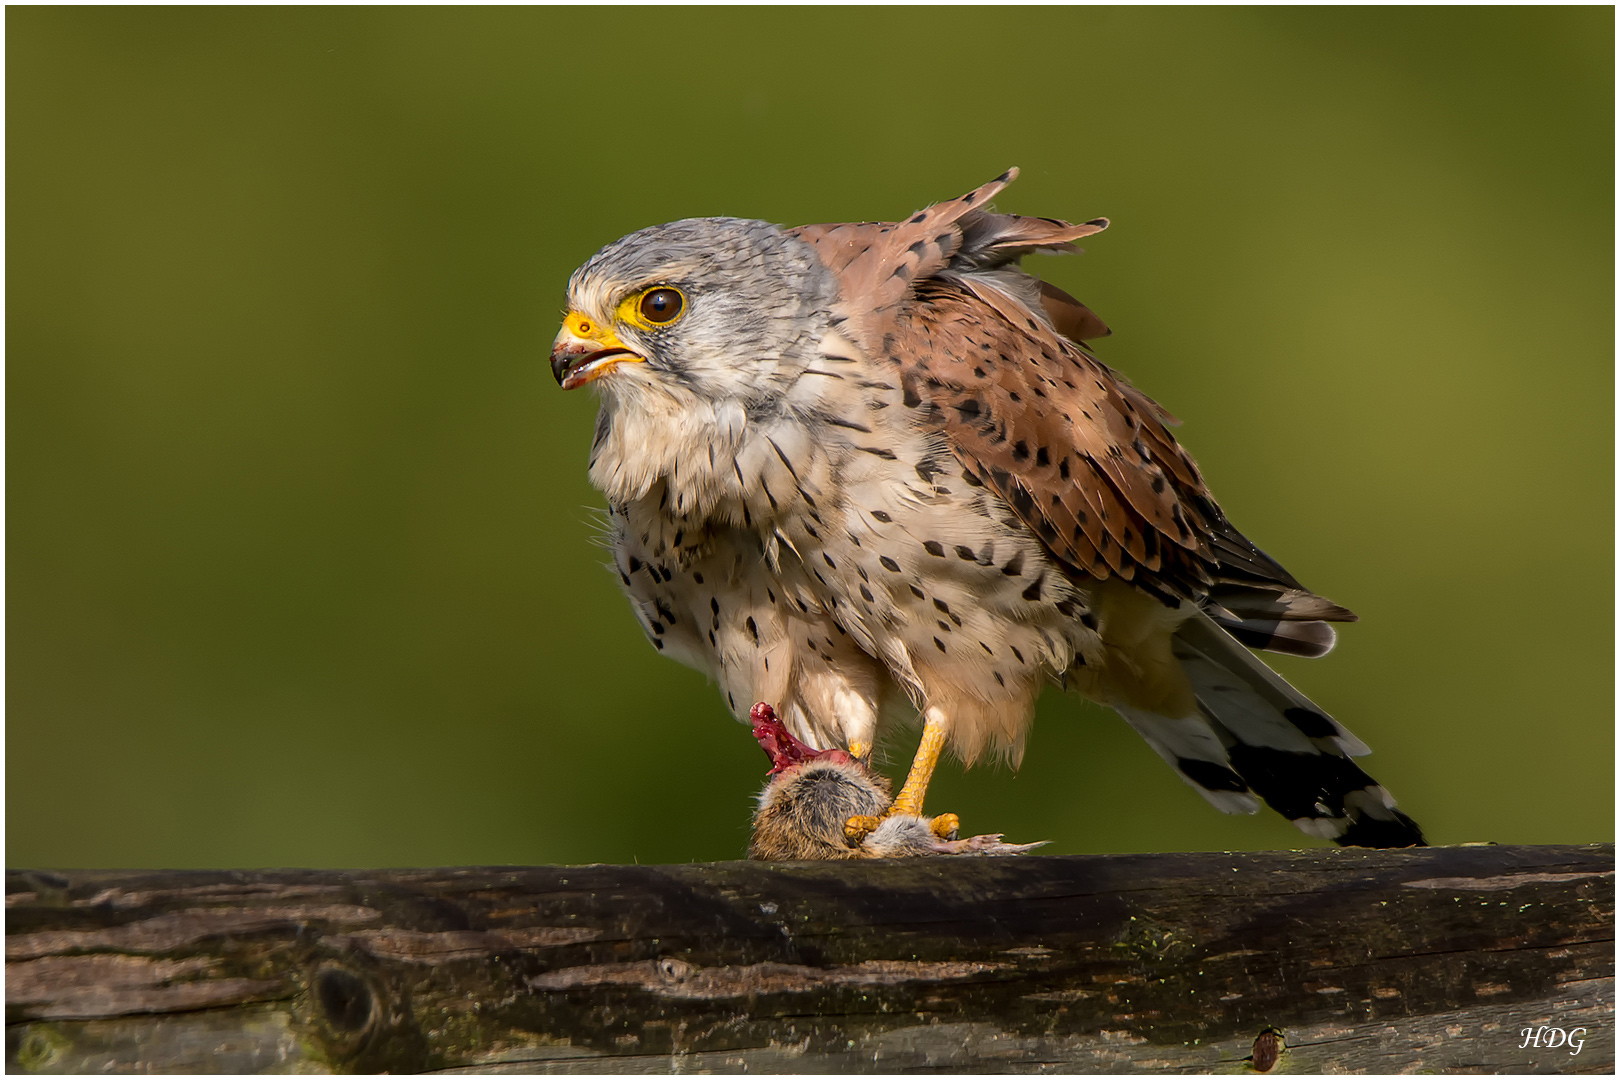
[[848, 741, 869, 760], [845, 708, 957, 848], [890, 707, 949, 817]]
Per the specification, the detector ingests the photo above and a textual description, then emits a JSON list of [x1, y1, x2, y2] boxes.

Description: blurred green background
[[8, 8, 1612, 868]]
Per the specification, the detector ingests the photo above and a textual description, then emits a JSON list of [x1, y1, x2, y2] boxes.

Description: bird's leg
[[845, 706, 959, 844], [889, 706, 948, 817]]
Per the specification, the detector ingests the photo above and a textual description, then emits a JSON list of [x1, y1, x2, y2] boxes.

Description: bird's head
[[551, 217, 837, 403]]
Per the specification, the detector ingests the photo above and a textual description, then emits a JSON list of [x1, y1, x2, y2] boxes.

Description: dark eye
[[639, 287, 684, 324]]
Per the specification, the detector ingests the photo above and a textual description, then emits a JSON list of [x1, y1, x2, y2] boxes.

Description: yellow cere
[[562, 310, 624, 348]]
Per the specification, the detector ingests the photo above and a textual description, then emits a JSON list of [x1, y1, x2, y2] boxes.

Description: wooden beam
[[6, 844, 1613, 1073]]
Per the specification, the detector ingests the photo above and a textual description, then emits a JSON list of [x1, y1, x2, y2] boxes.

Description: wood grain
[[6, 844, 1612, 1073]]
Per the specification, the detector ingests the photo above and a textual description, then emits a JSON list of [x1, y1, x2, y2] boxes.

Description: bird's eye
[[638, 287, 684, 325]]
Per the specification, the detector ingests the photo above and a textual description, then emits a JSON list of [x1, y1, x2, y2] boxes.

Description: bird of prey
[[550, 169, 1424, 849]]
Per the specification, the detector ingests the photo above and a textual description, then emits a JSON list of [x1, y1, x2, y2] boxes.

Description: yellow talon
[[848, 710, 962, 849], [845, 814, 881, 845]]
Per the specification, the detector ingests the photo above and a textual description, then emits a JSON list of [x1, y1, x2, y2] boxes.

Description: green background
[[8, 8, 1612, 868]]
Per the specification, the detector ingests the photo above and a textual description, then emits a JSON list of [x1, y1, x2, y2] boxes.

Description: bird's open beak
[[550, 312, 644, 391]]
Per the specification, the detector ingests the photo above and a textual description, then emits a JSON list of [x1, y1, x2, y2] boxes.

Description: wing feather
[[793, 170, 1348, 611], [787, 169, 1021, 351], [890, 279, 1204, 590], [1038, 280, 1111, 341]]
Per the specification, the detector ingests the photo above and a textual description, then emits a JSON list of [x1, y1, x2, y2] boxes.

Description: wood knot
[[656, 957, 695, 984], [313, 963, 377, 1049]]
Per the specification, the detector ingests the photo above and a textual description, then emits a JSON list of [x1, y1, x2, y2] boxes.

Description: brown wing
[[794, 171, 1344, 613], [890, 278, 1222, 596], [788, 167, 1108, 353], [1038, 280, 1111, 341]]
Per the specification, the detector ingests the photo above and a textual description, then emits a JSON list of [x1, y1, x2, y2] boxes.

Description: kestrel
[[551, 169, 1424, 849]]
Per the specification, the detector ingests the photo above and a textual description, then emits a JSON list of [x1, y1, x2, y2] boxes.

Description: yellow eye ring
[[619, 285, 686, 329]]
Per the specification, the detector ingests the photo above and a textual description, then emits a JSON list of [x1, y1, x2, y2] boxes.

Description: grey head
[[551, 217, 840, 404]]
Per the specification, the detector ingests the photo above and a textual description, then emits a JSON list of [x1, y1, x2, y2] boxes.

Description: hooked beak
[[550, 312, 644, 391]]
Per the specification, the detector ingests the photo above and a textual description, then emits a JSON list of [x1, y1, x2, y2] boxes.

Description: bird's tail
[[1203, 583, 1357, 659], [1113, 612, 1425, 848]]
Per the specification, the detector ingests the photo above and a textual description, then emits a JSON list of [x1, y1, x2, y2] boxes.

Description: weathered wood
[[5, 844, 1612, 1073]]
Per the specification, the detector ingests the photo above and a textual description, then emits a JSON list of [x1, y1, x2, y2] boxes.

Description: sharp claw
[[845, 814, 881, 846], [929, 813, 961, 840]]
